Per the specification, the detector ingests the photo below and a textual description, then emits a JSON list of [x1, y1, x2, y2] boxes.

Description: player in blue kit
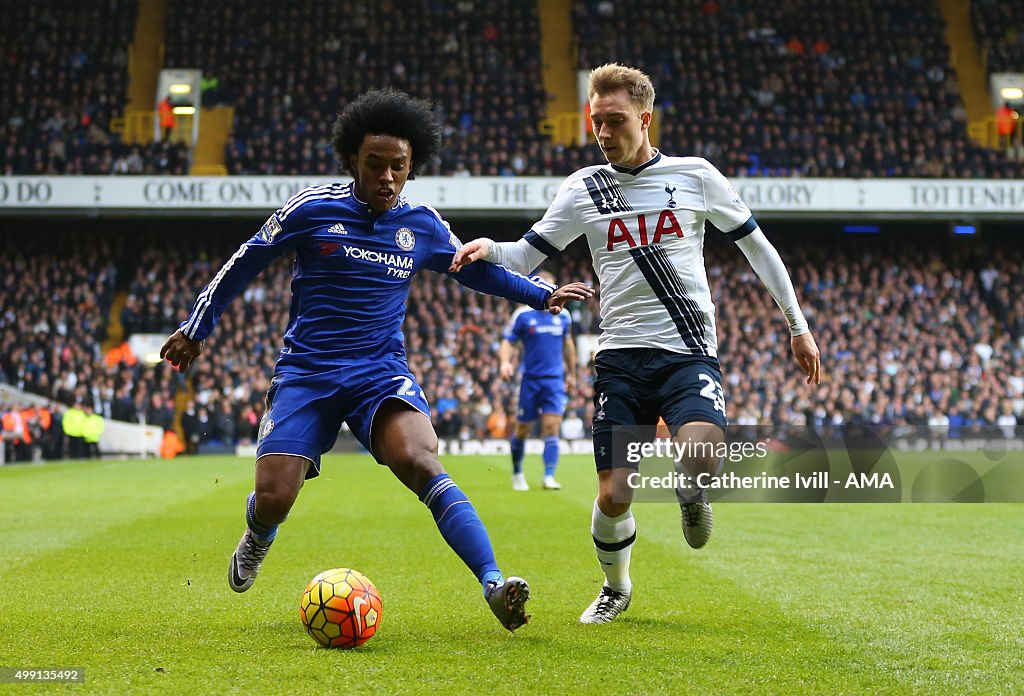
[[500, 271, 577, 491], [160, 90, 593, 632]]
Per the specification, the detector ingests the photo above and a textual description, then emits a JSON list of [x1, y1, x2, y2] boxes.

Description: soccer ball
[[299, 568, 383, 649]]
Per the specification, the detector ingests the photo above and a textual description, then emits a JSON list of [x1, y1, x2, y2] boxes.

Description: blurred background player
[[500, 270, 577, 491], [452, 63, 820, 624], [160, 89, 592, 633]]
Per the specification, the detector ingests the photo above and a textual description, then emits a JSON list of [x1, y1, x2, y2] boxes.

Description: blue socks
[[513, 435, 560, 477], [510, 436, 525, 475], [246, 491, 278, 542], [419, 474, 502, 588], [543, 436, 559, 478]]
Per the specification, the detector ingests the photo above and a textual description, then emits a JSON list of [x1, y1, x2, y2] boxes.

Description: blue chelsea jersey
[[504, 307, 573, 379], [180, 183, 554, 370]]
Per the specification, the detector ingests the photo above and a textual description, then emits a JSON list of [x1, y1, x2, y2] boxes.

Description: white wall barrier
[[99, 419, 164, 458]]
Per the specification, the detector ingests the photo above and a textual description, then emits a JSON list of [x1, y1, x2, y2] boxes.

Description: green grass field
[[1, 454, 1022, 695]]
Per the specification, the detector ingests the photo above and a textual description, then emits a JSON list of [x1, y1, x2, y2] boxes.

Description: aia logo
[[606, 210, 685, 251]]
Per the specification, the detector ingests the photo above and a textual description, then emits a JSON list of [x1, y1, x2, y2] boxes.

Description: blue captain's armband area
[[723, 216, 758, 242], [524, 230, 559, 257]]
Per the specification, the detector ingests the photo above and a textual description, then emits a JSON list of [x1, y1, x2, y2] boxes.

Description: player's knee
[[392, 448, 444, 493], [597, 469, 634, 514], [597, 488, 631, 518], [674, 424, 726, 478], [255, 482, 299, 524], [680, 453, 722, 478]]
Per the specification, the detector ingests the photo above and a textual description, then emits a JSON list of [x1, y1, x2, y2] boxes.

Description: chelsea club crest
[[395, 227, 416, 251]]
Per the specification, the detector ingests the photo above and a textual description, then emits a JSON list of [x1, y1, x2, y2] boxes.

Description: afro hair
[[331, 89, 441, 178]]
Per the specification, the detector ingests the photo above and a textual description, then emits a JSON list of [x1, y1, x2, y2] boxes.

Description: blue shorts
[[517, 375, 568, 422], [255, 358, 430, 478], [591, 348, 729, 470]]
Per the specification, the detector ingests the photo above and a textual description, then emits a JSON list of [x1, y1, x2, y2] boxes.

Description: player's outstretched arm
[[733, 228, 821, 382], [450, 239, 491, 272], [792, 332, 821, 385], [160, 329, 205, 374], [449, 237, 548, 276], [447, 254, 592, 314], [545, 282, 594, 315]]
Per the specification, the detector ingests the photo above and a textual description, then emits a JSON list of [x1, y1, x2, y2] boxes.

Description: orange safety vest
[[158, 99, 176, 129], [996, 106, 1018, 137], [2, 411, 25, 443], [161, 430, 185, 459]]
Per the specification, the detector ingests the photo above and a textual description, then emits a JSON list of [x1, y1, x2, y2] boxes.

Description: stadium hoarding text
[[2, 176, 1024, 219]]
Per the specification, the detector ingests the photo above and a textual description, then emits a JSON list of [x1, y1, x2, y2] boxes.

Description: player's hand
[[566, 372, 577, 394], [160, 329, 205, 374], [791, 332, 820, 385], [545, 282, 595, 315], [448, 238, 491, 273], [500, 360, 516, 381]]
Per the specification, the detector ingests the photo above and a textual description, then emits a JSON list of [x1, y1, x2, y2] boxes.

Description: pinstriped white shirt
[[527, 153, 756, 358]]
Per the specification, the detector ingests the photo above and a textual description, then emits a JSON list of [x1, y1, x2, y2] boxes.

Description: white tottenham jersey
[[526, 152, 757, 357]]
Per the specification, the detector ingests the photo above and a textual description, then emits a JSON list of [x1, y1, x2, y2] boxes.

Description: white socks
[[590, 499, 636, 593]]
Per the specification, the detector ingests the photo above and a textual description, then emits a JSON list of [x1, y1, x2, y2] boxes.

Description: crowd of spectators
[[573, 0, 1024, 179], [0, 227, 185, 460], [0, 402, 59, 462], [4, 1, 1023, 178], [712, 229, 1023, 434], [971, 0, 1024, 75], [0, 1, 189, 175], [164, 0, 565, 177], [7, 224, 1020, 461]]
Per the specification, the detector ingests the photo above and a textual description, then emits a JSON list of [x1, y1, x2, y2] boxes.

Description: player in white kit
[[451, 64, 821, 623]]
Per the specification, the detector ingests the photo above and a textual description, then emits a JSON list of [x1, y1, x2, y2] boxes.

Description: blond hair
[[587, 63, 655, 113]]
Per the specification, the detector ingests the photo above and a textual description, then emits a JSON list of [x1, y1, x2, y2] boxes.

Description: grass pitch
[[1, 454, 1022, 695]]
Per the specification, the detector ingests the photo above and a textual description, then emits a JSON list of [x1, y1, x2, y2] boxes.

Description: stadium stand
[[0, 227, 183, 460], [971, 0, 1024, 75], [0, 1, 190, 175], [3, 224, 1020, 460], [3, 4, 1023, 459], [4, 1, 1021, 177], [711, 228, 1023, 432], [162, 0, 573, 176], [572, 0, 1024, 178]]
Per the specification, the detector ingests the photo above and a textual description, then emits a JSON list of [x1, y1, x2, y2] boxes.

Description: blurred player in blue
[[499, 270, 577, 491], [160, 90, 593, 632]]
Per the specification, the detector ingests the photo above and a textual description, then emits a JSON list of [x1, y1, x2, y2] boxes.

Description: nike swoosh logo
[[352, 595, 366, 633], [231, 555, 246, 583]]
